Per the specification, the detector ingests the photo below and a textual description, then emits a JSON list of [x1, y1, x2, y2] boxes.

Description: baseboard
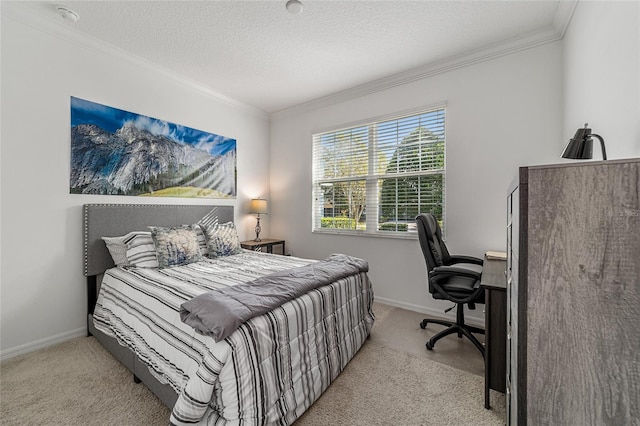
[[373, 296, 485, 328], [1, 327, 87, 361]]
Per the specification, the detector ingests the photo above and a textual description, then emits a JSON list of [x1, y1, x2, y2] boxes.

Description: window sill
[[312, 229, 419, 240]]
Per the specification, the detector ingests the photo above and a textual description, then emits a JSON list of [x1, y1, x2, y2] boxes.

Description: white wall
[[0, 16, 271, 358], [563, 1, 640, 158], [270, 43, 563, 321]]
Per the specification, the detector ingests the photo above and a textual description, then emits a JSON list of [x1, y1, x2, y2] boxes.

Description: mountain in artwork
[[70, 122, 236, 197]]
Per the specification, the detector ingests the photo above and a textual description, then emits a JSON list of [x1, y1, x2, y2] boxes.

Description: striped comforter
[[93, 250, 375, 425]]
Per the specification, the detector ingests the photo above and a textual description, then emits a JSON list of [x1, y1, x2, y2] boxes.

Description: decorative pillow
[[102, 236, 130, 267], [200, 222, 243, 258], [149, 225, 203, 269], [102, 231, 158, 268], [194, 224, 208, 256]]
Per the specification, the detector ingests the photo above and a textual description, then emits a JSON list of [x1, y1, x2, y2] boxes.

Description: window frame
[[311, 103, 446, 239]]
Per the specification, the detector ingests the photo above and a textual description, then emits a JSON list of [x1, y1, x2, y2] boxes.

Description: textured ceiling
[[2, 1, 569, 114]]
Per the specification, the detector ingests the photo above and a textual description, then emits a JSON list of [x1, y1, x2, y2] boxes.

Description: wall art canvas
[[70, 96, 236, 198]]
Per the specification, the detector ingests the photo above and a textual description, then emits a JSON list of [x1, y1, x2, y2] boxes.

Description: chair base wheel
[[419, 320, 427, 329], [426, 341, 434, 350]]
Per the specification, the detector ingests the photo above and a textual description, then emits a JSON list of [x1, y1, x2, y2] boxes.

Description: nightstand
[[240, 239, 286, 255]]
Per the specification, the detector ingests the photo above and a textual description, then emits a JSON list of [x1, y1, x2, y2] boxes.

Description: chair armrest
[[449, 255, 483, 265], [431, 265, 482, 281]]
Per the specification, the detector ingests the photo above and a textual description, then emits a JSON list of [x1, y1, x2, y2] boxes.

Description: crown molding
[[553, 0, 579, 39], [271, 1, 579, 121], [270, 23, 567, 121], [0, 6, 270, 120]]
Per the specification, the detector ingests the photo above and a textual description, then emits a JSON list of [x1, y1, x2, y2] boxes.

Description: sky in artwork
[[70, 97, 236, 156]]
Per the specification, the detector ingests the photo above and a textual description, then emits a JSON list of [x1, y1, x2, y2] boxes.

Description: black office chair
[[415, 213, 485, 356]]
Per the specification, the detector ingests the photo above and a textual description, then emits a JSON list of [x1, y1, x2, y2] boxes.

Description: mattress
[[93, 250, 375, 425]]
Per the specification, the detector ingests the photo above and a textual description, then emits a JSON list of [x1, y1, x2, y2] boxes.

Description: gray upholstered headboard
[[83, 203, 234, 277]]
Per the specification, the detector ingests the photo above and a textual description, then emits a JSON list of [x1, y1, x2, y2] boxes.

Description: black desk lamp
[[561, 123, 607, 160]]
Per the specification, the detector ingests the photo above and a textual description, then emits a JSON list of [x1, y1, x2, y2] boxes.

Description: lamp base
[[254, 216, 262, 242]]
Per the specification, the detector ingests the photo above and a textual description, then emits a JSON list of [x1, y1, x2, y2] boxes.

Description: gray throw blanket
[[180, 254, 369, 342]]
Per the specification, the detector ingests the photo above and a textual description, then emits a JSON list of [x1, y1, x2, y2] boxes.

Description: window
[[312, 105, 445, 237]]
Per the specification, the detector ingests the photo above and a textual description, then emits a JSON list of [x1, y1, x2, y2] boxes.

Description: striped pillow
[[102, 236, 131, 267], [201, 222, 243, 258], [102, 231, 158, 268], [194, 225, 208, 256], [150, 225, 203, 269]]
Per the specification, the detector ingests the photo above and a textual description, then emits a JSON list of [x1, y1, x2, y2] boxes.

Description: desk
[[481, 256, 507, 409]]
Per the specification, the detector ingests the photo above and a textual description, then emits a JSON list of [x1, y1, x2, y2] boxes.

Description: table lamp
[[249, 198, 268, 241]]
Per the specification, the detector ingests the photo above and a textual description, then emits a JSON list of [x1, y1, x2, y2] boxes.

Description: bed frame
[[83, 203, 234, 409]]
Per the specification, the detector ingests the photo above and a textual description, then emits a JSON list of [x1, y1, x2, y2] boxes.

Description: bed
[[83, 203, 375, 425]]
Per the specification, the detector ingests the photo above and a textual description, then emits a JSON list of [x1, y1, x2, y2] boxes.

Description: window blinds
[[312, 106, 445, 235]]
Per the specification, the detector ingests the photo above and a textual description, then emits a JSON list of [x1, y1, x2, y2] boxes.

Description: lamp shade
[[562, 138, 593, 159], [249, 199, 268, 215], [561, 124, 607, 160]]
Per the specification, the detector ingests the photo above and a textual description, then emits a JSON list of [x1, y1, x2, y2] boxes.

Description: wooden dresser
[[506, 159, 640, 425]]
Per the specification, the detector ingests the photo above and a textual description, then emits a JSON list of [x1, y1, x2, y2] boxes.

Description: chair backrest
[[416, 213, 451, 271]]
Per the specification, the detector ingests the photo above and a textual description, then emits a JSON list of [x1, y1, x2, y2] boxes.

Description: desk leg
[[484, 286, 507, 410]]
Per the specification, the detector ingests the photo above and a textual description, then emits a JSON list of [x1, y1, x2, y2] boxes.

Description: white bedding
[[93, 250, 374, 425]]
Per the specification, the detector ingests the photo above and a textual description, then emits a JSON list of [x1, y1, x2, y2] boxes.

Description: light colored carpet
[[1, 304, 505, 425], [296, 342, 505, 425], [1, 336, 169, 425]]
